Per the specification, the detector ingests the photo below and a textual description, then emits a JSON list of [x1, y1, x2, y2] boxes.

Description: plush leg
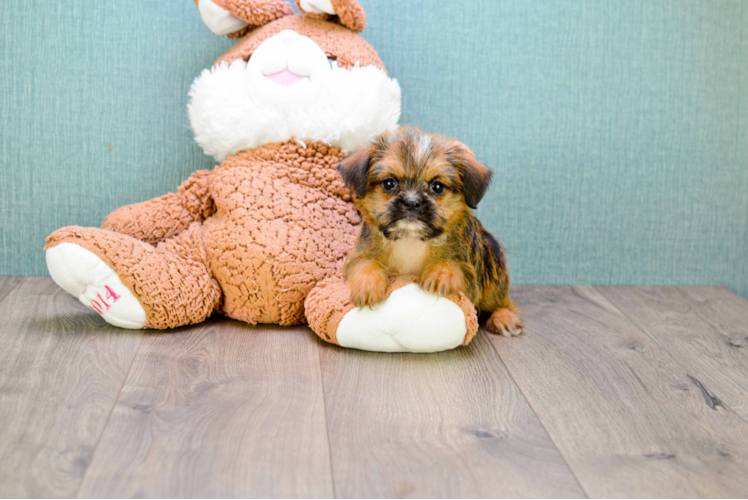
[[45, 223, 222, 329], [305, 275, 479, 353]]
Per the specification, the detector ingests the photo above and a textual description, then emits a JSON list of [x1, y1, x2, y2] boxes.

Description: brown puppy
[[337, 127, 523, 337]]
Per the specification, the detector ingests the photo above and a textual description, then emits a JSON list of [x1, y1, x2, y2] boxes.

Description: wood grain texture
[[0, 278, 143, 498], [0, 275, 22, 304], [599, 286, 748, 422], [319, 332, 585, 498], [5, 281, 748, 498], [681, 286, 748, 360], [492, 285, 748, 498], [77, 322, 333, 498]]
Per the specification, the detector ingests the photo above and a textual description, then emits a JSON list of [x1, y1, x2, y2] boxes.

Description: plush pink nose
[[278, 29, 300, 44]]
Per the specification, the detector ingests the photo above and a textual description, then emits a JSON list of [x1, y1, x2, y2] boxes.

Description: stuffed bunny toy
[[45, 0, 479, 352]]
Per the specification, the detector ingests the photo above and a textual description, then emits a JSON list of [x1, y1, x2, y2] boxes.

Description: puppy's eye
[[429, 181, 446, 195], [381, 177, 398, 193]]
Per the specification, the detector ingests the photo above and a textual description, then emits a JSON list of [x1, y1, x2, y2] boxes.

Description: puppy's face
[[338, 128, 493, 241]]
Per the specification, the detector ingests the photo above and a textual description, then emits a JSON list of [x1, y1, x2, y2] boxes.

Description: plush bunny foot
[[46, 225, 221, 329], [46, 242, 146, 329], [337, 284, 472, 352], [306, 276, 479, 353]]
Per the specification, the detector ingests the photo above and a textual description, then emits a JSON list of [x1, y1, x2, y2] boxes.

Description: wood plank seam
[[315, 337, 339, 499], [0, 277, 22, 307], [318, 330, 586, 497], [0, 278, 147, 497], [594, 286, 748, 427], [681, 287, 748, 367], [597, 286, 748, 424], [75, 323, 335, 497], [485, 329, 591, 499], [492, 285, 748, 497], [72, 332, 146, 499]]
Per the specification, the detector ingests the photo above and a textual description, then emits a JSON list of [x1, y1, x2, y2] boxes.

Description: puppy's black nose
[[403, 197, 422, 210]]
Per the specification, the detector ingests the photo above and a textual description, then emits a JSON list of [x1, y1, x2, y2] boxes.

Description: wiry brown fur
[[338, 128, 524, 337]]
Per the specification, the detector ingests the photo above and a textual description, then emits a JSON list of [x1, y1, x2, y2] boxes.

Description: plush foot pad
[[46, 242, 146, 329], [335, 284, 468, 353]]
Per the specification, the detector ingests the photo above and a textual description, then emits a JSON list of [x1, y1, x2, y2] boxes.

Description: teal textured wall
[[1, 1, 747, 297]]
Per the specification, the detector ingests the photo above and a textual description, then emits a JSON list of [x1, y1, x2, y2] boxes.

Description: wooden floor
[[1, 278, 748, 498]]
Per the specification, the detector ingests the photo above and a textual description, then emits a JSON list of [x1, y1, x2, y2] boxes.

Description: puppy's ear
[[337, 146, 373, 198], [450, 141, 493, 209]]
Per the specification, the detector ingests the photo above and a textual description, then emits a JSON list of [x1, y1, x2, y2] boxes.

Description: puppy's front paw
[[349, 268, 388, 308], [484, 308, 524, 337], [421, 263, 464, 297]]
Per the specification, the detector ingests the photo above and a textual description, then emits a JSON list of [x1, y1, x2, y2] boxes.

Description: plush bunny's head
[[189, 0, 401, 162]]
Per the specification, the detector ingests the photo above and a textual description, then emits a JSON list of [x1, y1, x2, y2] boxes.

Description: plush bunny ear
[[295, 0, 367, 32], [195, 0, 293, 37]]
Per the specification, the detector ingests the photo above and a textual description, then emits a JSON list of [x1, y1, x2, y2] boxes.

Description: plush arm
[[101, 170, 215, 245]]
